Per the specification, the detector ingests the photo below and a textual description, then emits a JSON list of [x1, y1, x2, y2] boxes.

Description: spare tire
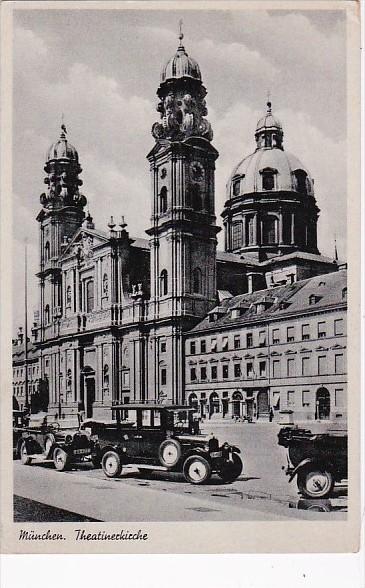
[[158, 439, 181, 468]]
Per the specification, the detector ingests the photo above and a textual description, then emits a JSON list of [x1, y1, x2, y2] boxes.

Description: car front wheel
[[53, 447, 70, 471], [20, 441, 32, 465], [218, 453, 243, 483], [102, 451, 123, 478], [297, 467, 335, 499], [183, 455, 211, 485]]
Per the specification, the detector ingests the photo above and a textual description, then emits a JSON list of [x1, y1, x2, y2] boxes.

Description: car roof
[[111, 404, 195, 411]]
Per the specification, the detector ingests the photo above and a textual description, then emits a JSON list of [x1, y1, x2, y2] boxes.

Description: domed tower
[[147, 27, 220, 315], [222, 101, 320, 261], [36, 125, 87, 338], [145, 27, 220, 403]]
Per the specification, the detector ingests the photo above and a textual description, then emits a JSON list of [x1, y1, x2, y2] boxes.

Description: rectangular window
[[222, 364, 229, 379], [234, 335, 241, 349], [318, 321, 326, 338], [272, 328, 280, 344], [232, 222, 243, 249], [335, 388, 345, 407], [222, 336, 228, 351], [160, 341, 166, 353], [234, 363, 241, 378], [258, 330, 266, 347], [122, 371, 130, 388], [287, 390, 295, 407], [302, 324, 310, 340], [287, 357, 295, 377], [302, 390, 311, 407], [287, 326, 295, 342], [301, 357, 310, 376], [246, 362, 254, 377], [200, 366, 207, 381], [210, 338, 217, 352], [334, 318, 344, 336], [272, 360, 281, 378], [211, 365, 217, 380], [246, 333, 253, 348], [335, 353, 344, 374], [318, 355, 327, 375], [200, 339, 206, 354], [190, 341, 196, 354], [259, 361, 266, 377], [161, 368, 167, 386], [86, 280, 94, 313], [190, 367, 196, 382]]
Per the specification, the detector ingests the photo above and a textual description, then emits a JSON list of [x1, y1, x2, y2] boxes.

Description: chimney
[[247, 272, 265, 294]]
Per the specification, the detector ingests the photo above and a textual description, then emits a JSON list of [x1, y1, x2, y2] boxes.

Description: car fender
[[289, 457, 334, 482], [99, 444, 125, 460], [183, 447, 211, 462], [230, 445, 241, 454]]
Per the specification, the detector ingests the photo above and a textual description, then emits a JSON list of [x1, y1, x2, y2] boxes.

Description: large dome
[[228, 148, 314, 198], [161, 37, 201, 83], [46, 126, 79, 162]]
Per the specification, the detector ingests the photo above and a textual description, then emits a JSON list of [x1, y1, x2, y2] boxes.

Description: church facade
[[13, 32, 345, 424]]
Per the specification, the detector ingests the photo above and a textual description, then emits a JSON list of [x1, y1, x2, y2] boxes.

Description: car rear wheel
[[183, 455, 211, 485], [102, 451, 123, 478], [159, 439, 181, 468], [53, 447, 70, 472], [20, 441, 32, 465], [218, 453, 243, 483], [297, 467, 335, 499]]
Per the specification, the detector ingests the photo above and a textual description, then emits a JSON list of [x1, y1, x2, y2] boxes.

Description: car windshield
[[167, 409, 199, 432]]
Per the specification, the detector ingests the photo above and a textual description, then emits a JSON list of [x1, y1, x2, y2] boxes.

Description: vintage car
[[13, 409, 29, 458], [278, 426, 348, 499], [17, 413, 98, 471], [82, 404, 243, 485]]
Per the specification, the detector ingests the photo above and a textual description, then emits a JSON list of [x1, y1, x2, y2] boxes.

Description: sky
[[12, 7, 347, 332]]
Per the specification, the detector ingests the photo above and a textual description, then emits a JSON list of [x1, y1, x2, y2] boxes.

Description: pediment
[[60, 228, 109, 261]]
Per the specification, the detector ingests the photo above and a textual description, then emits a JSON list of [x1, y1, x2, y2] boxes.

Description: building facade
[[13, 32, 345, 425]]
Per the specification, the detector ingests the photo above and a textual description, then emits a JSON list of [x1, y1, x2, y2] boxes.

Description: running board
[[135, 464, 168, 471]]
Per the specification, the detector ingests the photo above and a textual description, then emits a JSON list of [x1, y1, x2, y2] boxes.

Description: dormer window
[[309, 294, 322, 305], [293, 169, 308, 194], [261, 168, 277, 191], [232, 176, 242, 197]]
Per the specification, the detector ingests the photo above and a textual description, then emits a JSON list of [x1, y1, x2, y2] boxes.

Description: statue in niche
[[103, 273, 108, 297]]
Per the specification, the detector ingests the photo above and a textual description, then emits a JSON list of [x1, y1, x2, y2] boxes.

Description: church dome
[[46, 126, 79, 162], [227, 101, 314, 199], [161, 34, 201, 83], [228, 148, 314, 198]]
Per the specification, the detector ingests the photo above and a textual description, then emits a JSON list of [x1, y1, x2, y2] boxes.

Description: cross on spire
[[266, 90, 272, 112], [178, 19, 184, 46], [61, 112, 67, 135]]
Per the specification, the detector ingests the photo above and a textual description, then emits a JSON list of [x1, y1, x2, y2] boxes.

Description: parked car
[[13, 409, 29, 458], [278, 426, 348, 499], [82, 404, 243, 485], [17, 413, 98, 471]]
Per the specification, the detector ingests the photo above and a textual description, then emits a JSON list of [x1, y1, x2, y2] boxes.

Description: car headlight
[[65, 434, 73, 444], [90, 434, 98, 442]]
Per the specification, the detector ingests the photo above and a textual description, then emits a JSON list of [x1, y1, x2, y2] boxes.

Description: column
[[291, 212, 295, 245], [279, 210, 284, 245], [253, 213, 258, 245]]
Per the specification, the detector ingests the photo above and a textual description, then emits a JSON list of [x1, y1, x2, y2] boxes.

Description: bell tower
[[146, 28, 220, 322], [37, 124, 86, 339]]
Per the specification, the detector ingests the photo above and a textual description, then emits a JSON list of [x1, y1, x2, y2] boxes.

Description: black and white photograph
[[0, 0, 361, 556]]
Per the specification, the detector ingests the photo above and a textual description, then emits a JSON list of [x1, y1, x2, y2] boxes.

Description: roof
[[189, 269, 347, 333], [12, 342, 39, 363], [161, 43, 201, 83], [261, 251, 336, 267], [227, 147, 314, 199]]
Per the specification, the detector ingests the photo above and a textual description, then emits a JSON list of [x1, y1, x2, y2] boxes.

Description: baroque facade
[[13, 32, 345, 424]]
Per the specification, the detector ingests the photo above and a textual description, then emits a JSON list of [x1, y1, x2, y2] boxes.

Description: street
[[13, 422, 347, 522]]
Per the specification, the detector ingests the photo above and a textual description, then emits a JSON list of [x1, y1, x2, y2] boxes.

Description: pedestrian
[[269, 408, 274, 422]]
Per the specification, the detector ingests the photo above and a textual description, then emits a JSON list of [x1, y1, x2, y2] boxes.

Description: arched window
[[160, 186, 168, 214], [192, 268, 202, 294], [160, 269, 168, 297], [191, 185, 202, 211], [247, 216, 255, 245], [263, 215, 278, 244], [86, 280, 94, 313], [44, 241, 50, 262], [232, 222, 243, 249], [44, 305, 50, 325], [294, 170, 308, 194]]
